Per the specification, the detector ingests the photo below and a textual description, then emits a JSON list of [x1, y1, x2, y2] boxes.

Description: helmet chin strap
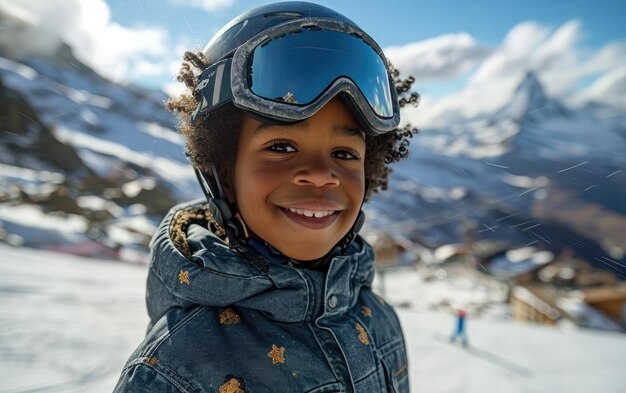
[[194, 166, 366, 271], [194, 167, 268, 271]]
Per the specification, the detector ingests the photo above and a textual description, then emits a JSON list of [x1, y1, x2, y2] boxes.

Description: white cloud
[[0, 0, 183, 84], [577, 66, 626, 108], [169, 0, 234, 13], [385, 33, 492, 82], [398, 20, 626, 129], [469, 22, 551, 85]]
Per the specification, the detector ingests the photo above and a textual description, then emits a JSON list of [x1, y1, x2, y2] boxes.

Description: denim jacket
[[113, 200, 409, 393]]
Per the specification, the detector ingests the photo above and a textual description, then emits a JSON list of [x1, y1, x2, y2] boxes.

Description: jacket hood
[[146, 200, 376, 326]]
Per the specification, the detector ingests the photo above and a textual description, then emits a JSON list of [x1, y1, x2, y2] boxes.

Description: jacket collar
[[147, 200, 375, 323]]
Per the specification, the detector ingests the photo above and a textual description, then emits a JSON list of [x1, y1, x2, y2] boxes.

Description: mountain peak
[[493, 71, 554, 122], [516, 71, 548, 106]]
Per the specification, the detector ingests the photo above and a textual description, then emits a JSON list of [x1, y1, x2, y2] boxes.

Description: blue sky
[[2, 0, 624, 127], [105, 0, 624, 49], [104, 0, 626, 111]]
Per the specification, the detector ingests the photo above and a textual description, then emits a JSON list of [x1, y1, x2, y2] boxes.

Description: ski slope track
[[1, 245, 625, 393]]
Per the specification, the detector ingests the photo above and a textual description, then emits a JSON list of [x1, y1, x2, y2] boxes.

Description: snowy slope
[[1, 245, 625, 393], [399, 309, 626, 393], [378, 268, 626, 392], [0, 245, 148, 393]]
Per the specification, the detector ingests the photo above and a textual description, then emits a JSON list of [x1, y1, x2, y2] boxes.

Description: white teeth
[[286, 208, 334, 218]]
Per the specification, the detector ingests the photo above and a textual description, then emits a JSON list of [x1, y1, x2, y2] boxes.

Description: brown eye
[[267, 140, 297, 153], [332, 149, 360, 160]]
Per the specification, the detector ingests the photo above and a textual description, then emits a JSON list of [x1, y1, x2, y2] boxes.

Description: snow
[[1, 245, 625, 393], [136, 121, 185, 145], [52, 126, 195, 199], [65, 87, 113, 108], [0, 245, 148, 393], [378, 268, 626, 393], [0, 53, 200, 201], [0, 163, 65, 184], [76, 195, 124, 217], [53, 126, 154, 169], [106, 224, 147, 246], [121, 177, 156, 198], [0, 204, 87, 234], [0, 56, 38, 80], [367, 70, 626, 240], [557, 296, 624, 332], [398, 309, 626, 393], [0, 163, 65, 200]]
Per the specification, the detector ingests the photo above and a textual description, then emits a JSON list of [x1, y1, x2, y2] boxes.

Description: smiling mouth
[[279, 206, 340, 229], [284, 207, 336, 218]]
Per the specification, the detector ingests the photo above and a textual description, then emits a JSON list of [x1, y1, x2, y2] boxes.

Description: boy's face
[[229, 97, 366, 261]]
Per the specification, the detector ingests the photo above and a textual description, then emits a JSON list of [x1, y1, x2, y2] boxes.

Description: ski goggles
[[191, 18, 400, 135]]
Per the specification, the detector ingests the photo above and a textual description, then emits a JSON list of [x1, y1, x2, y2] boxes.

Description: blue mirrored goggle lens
[[249, 28, 394, 118]]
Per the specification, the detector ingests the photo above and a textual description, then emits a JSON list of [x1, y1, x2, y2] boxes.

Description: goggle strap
[[191, 58, 234, 123]]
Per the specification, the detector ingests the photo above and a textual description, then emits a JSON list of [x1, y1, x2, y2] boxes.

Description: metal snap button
[[328, 295, 338, 309]]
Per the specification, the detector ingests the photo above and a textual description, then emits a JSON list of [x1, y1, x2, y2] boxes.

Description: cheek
[[234, 163, 281, 211], [342, 167, 366, 203]]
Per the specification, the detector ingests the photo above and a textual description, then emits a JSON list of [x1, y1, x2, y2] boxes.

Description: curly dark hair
[[166, 51, 419, 201]]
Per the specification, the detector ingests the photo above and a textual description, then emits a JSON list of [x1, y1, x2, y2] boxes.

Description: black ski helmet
[[191, 1, 400, 136], [203, 2, 361, 66]]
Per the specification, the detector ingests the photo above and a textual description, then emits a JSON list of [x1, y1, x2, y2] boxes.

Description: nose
[[293, 155, 340, 188]]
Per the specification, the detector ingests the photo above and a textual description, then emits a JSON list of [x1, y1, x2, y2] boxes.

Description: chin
[[279, 243, 334, 262]]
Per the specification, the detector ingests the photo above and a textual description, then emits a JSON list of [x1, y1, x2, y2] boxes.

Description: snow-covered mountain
[[364, 72, 626, 275], [0, 45, 199, 261], [496, 72, 626, 162], [0, 39, 624, 274]]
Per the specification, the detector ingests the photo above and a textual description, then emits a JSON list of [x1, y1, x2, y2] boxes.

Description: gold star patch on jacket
[[267, 344, 285, 365], [219, 308, 241, 325], [178, 270, 190, 285], [219, 377, 246, 393], [356, 323, 369, 345], [361, 306, 372, 317]]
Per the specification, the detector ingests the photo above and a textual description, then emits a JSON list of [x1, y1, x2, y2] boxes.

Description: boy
[[114, 2, 416, 392]]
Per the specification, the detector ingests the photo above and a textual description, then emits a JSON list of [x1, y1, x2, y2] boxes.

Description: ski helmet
[[191, 1, 400, 136]]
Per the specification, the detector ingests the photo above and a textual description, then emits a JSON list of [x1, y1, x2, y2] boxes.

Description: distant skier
[[450, 309, 469, 347]]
